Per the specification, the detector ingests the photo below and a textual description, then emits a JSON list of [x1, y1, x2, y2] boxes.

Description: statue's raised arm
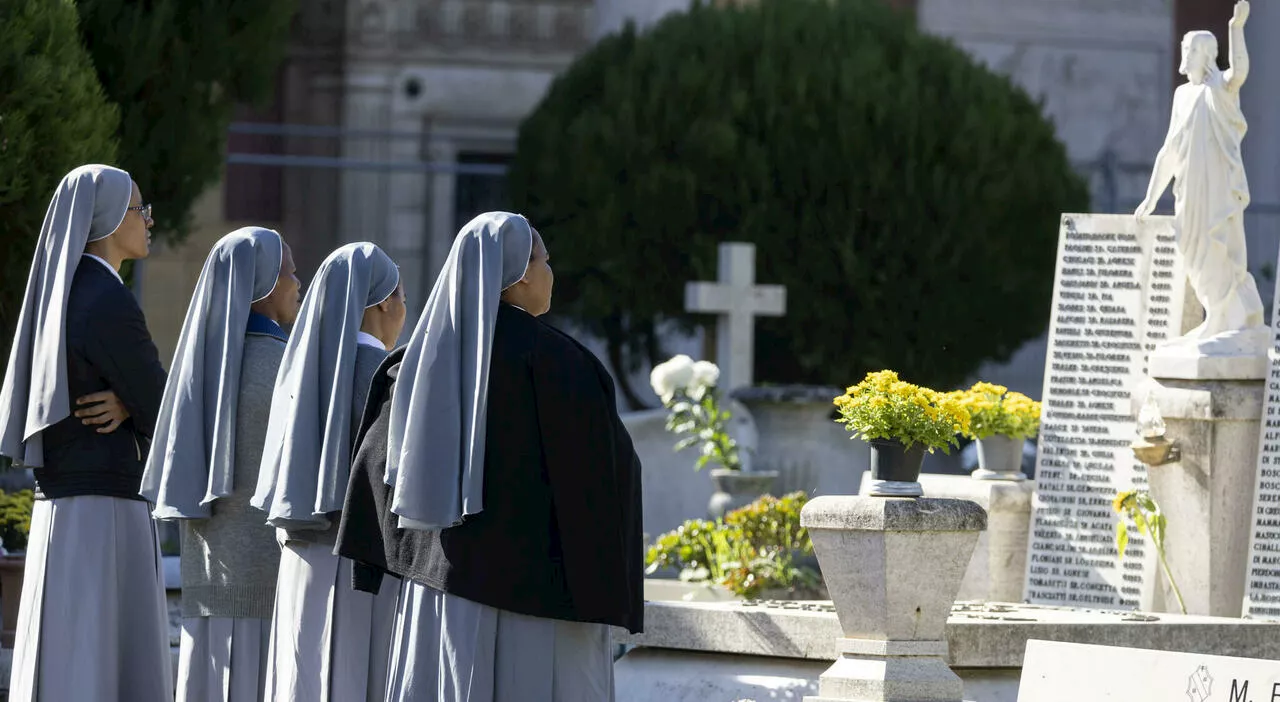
[[1225, 0, 1250, 91]]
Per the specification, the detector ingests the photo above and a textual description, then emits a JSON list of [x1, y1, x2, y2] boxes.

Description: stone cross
[[684, 242, 786, 392]]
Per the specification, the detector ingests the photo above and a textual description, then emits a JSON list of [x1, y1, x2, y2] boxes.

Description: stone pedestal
[[1134, 375, 1264, 617], [800, 497, 987, 702]]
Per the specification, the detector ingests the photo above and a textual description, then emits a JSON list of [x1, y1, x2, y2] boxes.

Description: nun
[[139, 227, 301, 701], [336, 212, 645, 702], [0, 165, 172, 701], [251, 242, 404, 701]]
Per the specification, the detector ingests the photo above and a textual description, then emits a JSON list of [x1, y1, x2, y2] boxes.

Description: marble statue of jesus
[[1136, 0, 1266, 348]]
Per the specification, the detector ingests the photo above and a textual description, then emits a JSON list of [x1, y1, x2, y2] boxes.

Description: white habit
[[10, 496, 173, 701], [385, 580, 615, 702], [263, 542, 398, 701]]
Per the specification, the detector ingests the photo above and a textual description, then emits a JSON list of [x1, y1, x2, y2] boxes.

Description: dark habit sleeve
[[335, 347, 407, 595], [83, 285, 167, 438], [532, 328, 645, 634]]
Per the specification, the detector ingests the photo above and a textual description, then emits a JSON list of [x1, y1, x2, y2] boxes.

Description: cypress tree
[[510, 0, 1090, 405]]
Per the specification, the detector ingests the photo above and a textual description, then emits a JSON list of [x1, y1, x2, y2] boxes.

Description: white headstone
[[1024, 213, 1187, 610], [684, 242, 786, 393], [1243, 246, 1280, 620], [623, 400, 758, 537], [1018, 639, 1280, 701]]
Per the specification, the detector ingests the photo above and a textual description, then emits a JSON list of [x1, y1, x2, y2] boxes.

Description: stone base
[[1147, 326, 1268, 380], [970, 469, 1025, 482], [1133, 376, 1264, 616], [866, 479, 923, 497], [806, 649, 963, 702], [806, 698, 976, 702]]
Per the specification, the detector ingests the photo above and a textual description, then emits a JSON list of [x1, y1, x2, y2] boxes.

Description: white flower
[[691, 361, 719, 389], [686, 361, 720, 401], [650, 354, 696, 403]]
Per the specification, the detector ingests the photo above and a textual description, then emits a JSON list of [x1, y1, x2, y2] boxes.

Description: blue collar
[[247, 311, 287, 341]]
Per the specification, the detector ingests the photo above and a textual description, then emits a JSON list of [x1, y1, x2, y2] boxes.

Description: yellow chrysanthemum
[[833, 370, 971, 453], [954, 382, 1041, 441]]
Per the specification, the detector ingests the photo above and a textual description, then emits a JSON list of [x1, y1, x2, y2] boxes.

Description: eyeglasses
[[127, 203, 152, 221]]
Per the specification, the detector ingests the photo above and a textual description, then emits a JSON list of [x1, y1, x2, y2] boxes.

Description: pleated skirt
[[176, 616, 270, 702], [263, 540, 398, 701], [8, 495, 174, 702], [385, 579, 615, 702]]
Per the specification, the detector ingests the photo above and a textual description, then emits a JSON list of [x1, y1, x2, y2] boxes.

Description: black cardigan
[[33, 258, 167, 500], [336, 304, 645, 634]]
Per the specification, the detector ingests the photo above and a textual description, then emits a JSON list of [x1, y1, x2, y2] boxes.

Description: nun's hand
[[74, 390, 131, 434]]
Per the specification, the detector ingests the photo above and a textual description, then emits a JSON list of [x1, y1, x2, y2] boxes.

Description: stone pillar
[[1133, 375, 1263, 617], [1239, 0, 1280, 310], [339, 70, 392, 245], [425, 137, 458, 287], [800, 496, 986, 702], [385, 74, 430, 341]]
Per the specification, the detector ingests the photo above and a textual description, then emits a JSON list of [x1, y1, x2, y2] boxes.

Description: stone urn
[[732, 385, 860, 496], [708, 468, 779, 519], [801, 496, 987, 702], [971, 435, 1027, 482]]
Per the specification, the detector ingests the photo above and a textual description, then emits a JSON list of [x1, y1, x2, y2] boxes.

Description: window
[[223, 73, 285, 223], [453, 152, 513, 232]]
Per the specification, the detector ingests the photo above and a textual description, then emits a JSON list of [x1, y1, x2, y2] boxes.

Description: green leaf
[[1133, 511, 1150, 537], [674, 436, 700, 451], [1115, 520, 1129, 560], [1153, 514, 1167, 546]]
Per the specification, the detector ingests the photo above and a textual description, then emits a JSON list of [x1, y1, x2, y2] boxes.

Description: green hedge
[[0, 0, 120, 349], [509, 0, 1088, 402]]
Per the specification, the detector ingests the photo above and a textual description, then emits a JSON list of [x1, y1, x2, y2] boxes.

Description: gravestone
[[1244, 248, 1280, 620], [1018, 639, 1280, 701], [623, 400, 759, 539], [685, 242, 786, 393], [1024, 213, 1187, 610]]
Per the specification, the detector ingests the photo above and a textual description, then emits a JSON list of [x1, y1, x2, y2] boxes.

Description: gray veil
[[140, 227, 284, 519], [0, 165, 134, 467], [387, 211, 532, 530], [251, 242, 399, 529]]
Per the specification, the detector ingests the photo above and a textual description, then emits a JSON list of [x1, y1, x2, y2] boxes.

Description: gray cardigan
[[179, 333, 285, 619]]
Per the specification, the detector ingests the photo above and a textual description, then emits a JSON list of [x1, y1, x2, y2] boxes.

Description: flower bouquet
[[955, 381, 1040, 481], [833, 370, 970, 496], [650, 354, 741, 471]]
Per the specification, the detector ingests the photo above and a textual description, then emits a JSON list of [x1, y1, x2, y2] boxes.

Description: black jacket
[[336, 304, 645, 634], [33, 258, 167, 500]]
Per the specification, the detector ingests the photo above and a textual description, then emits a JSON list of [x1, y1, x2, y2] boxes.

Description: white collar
[[83, 254, 123, 284], [356, 331, 386, 351]]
